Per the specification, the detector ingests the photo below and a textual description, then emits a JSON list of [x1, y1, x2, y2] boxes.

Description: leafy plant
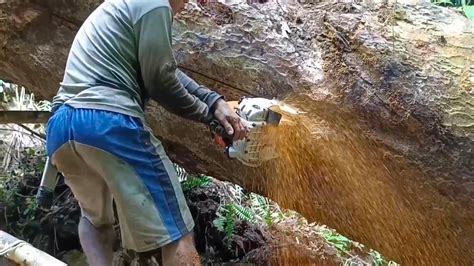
[[370, 249, 385, 266], [0, 145, 46, 239], [23, 197, 39, 221], [0, 175, 16, 211], [211, 184, 282, 248], [174, 162, 212, 193], [213, 202, 258, 246], [249, 194, 274, 226], [231, 203, 256, 224], [181, 175, 211, 193], [321, 230, 352, 256], [213, 204, 237, 244]]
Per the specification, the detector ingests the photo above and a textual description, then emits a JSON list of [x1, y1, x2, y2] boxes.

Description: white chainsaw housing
[[227, 97, 298, 167]]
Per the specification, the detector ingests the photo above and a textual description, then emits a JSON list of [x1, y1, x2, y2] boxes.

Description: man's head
[[169, 0, 189, 14]]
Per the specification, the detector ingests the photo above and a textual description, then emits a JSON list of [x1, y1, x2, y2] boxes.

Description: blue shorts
[[46, 104, 194, 252]]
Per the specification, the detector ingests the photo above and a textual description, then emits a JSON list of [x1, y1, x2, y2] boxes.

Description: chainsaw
[[209, 96, 299, 167]]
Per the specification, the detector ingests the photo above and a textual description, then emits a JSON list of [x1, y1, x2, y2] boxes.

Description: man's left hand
[[212, 99, 248, 141]]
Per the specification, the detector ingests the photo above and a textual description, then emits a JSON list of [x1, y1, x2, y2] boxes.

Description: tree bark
[[0, 0, 472, 264]]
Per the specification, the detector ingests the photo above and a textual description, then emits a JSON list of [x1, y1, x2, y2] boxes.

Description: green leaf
[[213, 204, 238, 246], [369, 250, 386, 266], [230, 203, 256, 224], [213, 217, 226, 232], [181, 175, 211, 192], [322, 231, 352, 256]]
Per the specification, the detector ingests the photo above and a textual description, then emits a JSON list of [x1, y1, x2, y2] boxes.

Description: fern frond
[[230, 203, 256, 224], [213, 217, 226, 232], [213, 204, 238, 245], [176, 162, 211, 192], [225, 215, 235, 243]]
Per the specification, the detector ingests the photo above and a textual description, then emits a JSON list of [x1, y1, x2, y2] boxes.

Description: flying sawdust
[[254, 96, 470, 265]]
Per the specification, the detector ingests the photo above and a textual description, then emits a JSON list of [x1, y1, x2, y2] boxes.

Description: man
[[46, 0, 246, 265]]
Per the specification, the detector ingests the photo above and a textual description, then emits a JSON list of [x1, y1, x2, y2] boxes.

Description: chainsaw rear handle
[[209, 119, 234, 147]]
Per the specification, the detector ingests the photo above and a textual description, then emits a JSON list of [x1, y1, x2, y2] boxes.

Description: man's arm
[[176, 69, 224, 111], [134, 6, 220, 124]]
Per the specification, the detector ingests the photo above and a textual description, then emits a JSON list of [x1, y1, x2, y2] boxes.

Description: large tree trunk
[[0, 0, 472, 264]]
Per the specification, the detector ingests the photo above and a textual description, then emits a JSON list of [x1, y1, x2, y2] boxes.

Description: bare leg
[[162, 232, 200, 266], [78, 217, 115, 266]]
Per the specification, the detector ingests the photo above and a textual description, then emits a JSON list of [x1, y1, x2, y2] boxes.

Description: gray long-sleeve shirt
[[52, 0, 223, 123]]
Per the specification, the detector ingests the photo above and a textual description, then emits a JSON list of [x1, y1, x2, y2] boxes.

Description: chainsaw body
[[210, 97, 298, 167]]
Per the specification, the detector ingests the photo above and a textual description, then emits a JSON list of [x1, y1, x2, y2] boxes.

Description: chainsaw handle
[[209, 120, 233, 146]]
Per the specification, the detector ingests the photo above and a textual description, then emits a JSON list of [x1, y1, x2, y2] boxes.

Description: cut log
[[0, 230, 67, 266], [0, 0, 472, 265]]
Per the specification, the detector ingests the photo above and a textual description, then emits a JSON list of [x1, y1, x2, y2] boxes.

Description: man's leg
[[161, 238, 179, 265], [49, 157, 116, 266], [162, 232, 199, 265], [49, 154, 116, 266], [174, 232, 200, 265], [73, 140, 200, 265], [133, 230, 198, 265], [78, 217, 115, 265]]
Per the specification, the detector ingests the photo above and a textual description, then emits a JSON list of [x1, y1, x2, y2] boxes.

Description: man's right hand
[[212, 99, 248, 141]]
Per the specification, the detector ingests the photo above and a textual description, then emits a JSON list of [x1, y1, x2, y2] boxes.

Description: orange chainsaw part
[[213, 133, 227, 148], [211, 100, 239, 149]]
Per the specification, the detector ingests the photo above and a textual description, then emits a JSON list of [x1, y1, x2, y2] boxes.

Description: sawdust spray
[[256, 96, 471, 265]]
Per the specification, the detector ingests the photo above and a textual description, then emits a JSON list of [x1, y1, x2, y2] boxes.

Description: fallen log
[[0, 0, 472, 264], [0, 230, 67, 266]]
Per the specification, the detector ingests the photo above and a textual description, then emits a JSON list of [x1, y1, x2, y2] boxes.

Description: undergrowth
[[178, 164, 276, 246], [181, 175, 211, 193], [213, 193, 280, 245], [0, 147, 46, 240], [321, 230, 352, 257]]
